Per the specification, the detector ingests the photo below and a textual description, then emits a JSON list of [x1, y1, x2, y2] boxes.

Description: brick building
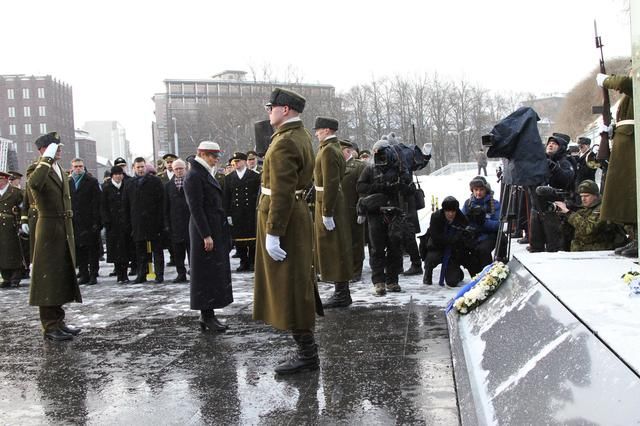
[[0, 74, 75, 173]]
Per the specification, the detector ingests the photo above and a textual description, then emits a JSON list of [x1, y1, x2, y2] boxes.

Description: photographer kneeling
[[420, 196, 473, 287], [554, 180, 622, 252], [462, 176, 501, 275]]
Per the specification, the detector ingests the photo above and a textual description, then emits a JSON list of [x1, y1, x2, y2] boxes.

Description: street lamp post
[[172, 117, 179, 156]]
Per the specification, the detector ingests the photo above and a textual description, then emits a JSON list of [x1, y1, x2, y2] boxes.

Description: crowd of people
[[0, 72, 635, 375]]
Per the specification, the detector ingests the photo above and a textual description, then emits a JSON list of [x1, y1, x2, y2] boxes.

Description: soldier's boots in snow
[[322, 282, 352, 309], [275, 333, 319, 375]]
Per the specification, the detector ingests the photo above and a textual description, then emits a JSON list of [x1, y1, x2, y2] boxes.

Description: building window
[[24, 106, 31, 117], [8, 107, 15, 117], [7, 88, 15, 100], [9, 124, 16, 135], [24, 124, 32, 135], [22, 88, 30, 99], [26, 142, 34, 153], [37, 87, 45, 98], [39, 123, 47, 134], [38, 106, 46, 116]]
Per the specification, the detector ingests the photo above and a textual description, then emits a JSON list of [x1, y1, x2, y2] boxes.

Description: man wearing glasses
[[253, 88, 322, 375]]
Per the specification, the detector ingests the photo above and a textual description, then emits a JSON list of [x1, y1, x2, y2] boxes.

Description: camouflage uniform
[[567, 199, 616, 251]]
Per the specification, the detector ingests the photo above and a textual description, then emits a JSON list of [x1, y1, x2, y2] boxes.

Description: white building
[[82, 121, 131, 164]]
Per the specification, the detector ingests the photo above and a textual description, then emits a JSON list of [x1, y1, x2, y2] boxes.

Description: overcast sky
[[2, 0, 631, 156]]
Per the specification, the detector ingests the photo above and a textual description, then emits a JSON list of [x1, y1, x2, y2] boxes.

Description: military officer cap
[[0, 171, 10, 179], [266, 88, 306, 113], [577, 137, 591, 146], [197, 141, 222, 157], [246, 150, 258, 160], [578, 180, 599, 195], [314, 116, 339, 131], [110, 166, 124, 175], [359, 150, 371, 159], [114, 157, 127, 166], [162, 153, 178, 160], [339, 139, 354, 148], [8, 171, 22, 180], [231, 152, 248, 162], [34, 132, 62, 149]]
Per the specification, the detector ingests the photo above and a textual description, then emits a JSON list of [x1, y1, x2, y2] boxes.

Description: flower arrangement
[[447, 261, 510, 314], [621, 270, 640, 284], [621, 271, 640, 296]]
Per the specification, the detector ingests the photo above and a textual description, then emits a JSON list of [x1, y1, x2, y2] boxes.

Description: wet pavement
[[0, 255, 460, 425]]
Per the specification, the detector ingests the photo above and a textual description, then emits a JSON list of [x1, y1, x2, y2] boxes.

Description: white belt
[[617, 119, 635, 126], [261, 186, 304, 196], [314, 186, 324, 192]]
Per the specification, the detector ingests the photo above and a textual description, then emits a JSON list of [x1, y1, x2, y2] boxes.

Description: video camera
[[535, 186, 572, 213]]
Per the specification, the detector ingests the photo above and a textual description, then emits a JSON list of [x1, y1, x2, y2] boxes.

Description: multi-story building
[[0, 137, 19, 172], [152, 70, 341, 160], [0, 74, 75, 172], [82, 120, 131, 165], [74, 129, 98, 176]]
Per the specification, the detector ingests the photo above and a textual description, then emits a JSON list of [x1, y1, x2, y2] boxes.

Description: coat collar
[[272, 119, 303, 138], [191, 159, 221, 191]]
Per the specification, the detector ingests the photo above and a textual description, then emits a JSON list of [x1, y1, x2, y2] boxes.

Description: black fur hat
[[441, 196, 459, 211]]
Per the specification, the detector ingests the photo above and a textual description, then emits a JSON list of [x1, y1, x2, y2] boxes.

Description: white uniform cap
[[197, 141, 221, 152]]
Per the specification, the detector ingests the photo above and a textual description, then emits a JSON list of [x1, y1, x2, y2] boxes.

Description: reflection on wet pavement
[[0, 258, 458, 424]]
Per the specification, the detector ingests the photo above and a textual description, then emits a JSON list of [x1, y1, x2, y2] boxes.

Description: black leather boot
[[172, 273, 188, 283], [44, 328, 73, 341], [198, 310, 228, 332], [423, 266, 433, 285], [60, 323, 82, 336], [275, 333, 320, 375], [403, 262, 423, 276], [322, 282, 352, 309], [620, 239, 638, 258]]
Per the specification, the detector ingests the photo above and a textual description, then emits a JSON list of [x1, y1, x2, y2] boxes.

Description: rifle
[[595, 20, 612, 162]]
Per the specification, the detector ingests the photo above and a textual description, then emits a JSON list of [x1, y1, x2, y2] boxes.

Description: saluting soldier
[[28, 132, 82, 341], [0, 171, 24, 288], [313, 117, 353, 309], [254, 88, 322, 375], [224, 152, 261, 272], [339, 139, 367, 282]]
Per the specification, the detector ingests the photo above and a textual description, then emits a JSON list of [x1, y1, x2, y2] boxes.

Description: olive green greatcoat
[[568, 199, 617, 251], [313, 136, 352, 282], [28, 157, 82, 306], [600, 75, 635, 224], [342, 156, 367, 277], [0, 185, 24, 270], [21, 162, 39, 261], [253, 120, 319, 331]]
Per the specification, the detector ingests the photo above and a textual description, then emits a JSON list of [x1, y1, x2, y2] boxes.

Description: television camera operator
[[461, 176, 501, 275], [529, 133, 575, 252]]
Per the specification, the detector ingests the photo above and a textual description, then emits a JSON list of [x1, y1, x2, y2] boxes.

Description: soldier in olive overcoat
[[28, 133, 82, 341], [0, 171, 24, 287], [597, 73, 637, 256], [313, 117, 353, 309], [339, 139, 367, 282], [223, 151, 261, 272], [253, 88, 322, 375]]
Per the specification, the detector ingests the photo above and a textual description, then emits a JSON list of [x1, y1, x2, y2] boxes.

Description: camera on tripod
[[535, 186, 572, 213]]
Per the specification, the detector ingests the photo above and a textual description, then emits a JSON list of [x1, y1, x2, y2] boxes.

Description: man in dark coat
[[123, 157, 165, 283], [528, 133, 575, 252], [420, 196, 472, 287], [223, 152, 261, 272], [0, 171, 24, 288], [164, 159, 190, 283], [69, 158, 102, 285], [574, 137, 596, 191], [183, 141, 233, 331], [101, 166, 131, 283], [28, 132, 82, 341], [113, 157, 136, 274]]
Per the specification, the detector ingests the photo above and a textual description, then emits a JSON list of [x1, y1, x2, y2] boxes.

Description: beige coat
[[313, 137, 352, 282], [253, 120, 320, 331], [28, 156, 81, 306]]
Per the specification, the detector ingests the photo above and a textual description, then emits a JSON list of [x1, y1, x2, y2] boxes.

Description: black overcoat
[[123, 174, 165, 242], [223, 169, 260, 239], [183, 159, 233, 310], [100, 181, 129, 264], [70, 173, 101, 247], [164, 177, 190, 244]]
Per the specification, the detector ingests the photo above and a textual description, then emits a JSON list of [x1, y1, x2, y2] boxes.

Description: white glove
[[357, 215, 366, 225], [227, 216, 233, 226], [322, 216, 336, 231], [598, 123, 614, 138], [596, 73, 608, 87], [21, 224, 29, 235], [42, 142, 59, 159], [265, 233, 287, 261]]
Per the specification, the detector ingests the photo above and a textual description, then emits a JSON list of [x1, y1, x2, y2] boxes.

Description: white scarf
[[194, 156, 214, 175], [236, 167, 246, 180], [111, 180, 122, 190]]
